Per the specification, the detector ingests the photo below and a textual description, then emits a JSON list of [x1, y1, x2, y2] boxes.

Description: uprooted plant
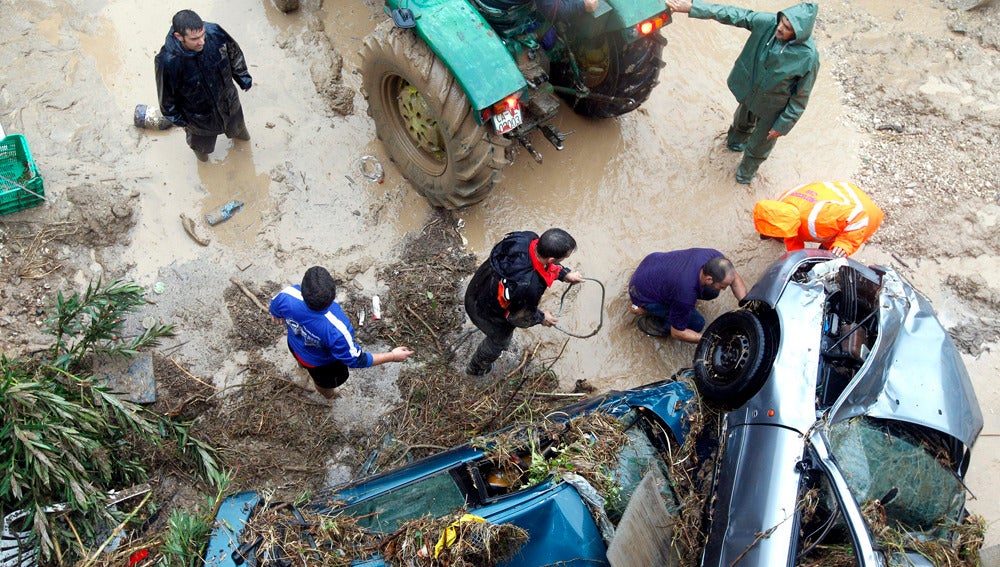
[[0, 279, 225, 565]]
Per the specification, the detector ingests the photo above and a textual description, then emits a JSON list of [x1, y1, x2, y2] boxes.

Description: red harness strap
[[529, 239, 562, 286]]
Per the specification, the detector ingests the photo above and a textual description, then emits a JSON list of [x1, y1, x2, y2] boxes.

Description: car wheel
[[359, 21, 511, 209], [692, 310, 770, 410]]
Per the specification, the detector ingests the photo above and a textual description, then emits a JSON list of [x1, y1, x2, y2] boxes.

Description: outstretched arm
[[671, 326, 702, 343], [370, 346, 414, 366], [666, 0, 692, 13], [730, 271, 748, 301]]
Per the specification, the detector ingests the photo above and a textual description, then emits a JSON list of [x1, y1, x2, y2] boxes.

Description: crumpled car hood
[[829, 267, 983, 449]]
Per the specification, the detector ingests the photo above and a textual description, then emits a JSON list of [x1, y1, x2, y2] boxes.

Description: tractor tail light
[[636, 12, 670, 36]]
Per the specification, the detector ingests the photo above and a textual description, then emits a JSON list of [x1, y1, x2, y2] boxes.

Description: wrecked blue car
[[203, 379, 698, 566]]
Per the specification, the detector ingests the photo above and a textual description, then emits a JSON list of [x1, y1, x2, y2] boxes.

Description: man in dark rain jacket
[[464, 229, 584, 376], [666, 0, 819, 184], [155, 10, 253, 162]]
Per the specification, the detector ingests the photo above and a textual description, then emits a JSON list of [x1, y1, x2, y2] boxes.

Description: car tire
[[359, 21, 511, 209], [692, 310, 770, 410], [551, 32, 666, 118]]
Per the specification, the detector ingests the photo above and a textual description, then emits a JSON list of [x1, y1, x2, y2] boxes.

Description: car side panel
[[481, 482, 610, 566], [703, 423, 805, 567], [731, 280, 825, 431], [203, 492, 261, 567]]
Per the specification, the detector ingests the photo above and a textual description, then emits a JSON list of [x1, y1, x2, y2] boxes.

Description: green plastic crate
[[0, 134, 45, 216]]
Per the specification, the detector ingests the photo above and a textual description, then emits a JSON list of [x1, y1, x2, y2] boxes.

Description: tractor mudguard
[[383, 0, 527, 113], [582, 0, 671, 36]]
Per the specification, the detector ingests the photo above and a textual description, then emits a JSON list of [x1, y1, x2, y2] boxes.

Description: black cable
[[553, 277, 605, 338]]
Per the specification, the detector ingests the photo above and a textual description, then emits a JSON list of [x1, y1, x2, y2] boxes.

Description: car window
[[340, 471, 467, 533], [605, 411, 679, 523], [827, 417, 965, 533]]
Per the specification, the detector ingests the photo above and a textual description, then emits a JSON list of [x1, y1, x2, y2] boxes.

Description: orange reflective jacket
[[758, 181, 884, 256]]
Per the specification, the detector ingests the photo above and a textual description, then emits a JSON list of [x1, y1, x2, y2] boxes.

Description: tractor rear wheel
[[360, 21, 510, 209], [554, 32, 666, 119]]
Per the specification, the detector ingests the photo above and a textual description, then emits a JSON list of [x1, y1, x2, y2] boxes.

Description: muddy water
[[16, 0, 998, 548], [319, 1, 861, 390], [76, 0, 857, 386], [70, 1, 417, 279], [315, 1, 861, 390]]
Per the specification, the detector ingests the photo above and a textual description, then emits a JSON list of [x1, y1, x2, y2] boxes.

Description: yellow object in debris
[[433, 514, 486, 558]]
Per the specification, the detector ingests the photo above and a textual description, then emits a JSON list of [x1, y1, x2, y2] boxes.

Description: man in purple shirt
[[628, 248, 748, 342]]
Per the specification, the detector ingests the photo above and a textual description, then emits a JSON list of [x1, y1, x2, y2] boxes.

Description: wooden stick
[[504, 347, 533, 380], [170, 357, 217, 391], [64, 515, 86, 558], [80, 491, 154, 567], [405, 304, 443, 353], [522, 392, 587, 398], [230, 277, 270, 314]]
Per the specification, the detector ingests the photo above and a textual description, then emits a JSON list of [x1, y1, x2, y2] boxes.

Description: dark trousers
[[185, 104, 249, 155], [726, 101, 780, 182], [643, 303, 706, 334], [640, 287, 720, 334], [288, 343, 349, 389], [465, 297, 515, 374]]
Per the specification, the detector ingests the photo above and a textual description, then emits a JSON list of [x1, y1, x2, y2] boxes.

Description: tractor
[[360, 0, 671, 208]]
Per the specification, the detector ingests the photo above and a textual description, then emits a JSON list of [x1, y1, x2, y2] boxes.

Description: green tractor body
[[361, 0, 671, 208]]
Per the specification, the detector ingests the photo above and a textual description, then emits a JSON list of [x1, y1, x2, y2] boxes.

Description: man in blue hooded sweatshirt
[[155, 10, 253, 162], [666, 0, 819, 184]]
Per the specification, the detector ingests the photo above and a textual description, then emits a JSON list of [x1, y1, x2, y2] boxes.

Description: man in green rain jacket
[[666, 0, 819, 184]]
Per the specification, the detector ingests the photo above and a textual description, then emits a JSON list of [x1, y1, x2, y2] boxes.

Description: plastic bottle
[[372, 296, 382, 320], [358, 155, 385, 184], [133, 104, 173, 130], [204, 200, 244, 226]]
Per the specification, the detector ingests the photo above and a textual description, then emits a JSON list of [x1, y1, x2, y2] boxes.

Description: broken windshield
[[340, 471, 467, 533], [827, 417, 965, 534]]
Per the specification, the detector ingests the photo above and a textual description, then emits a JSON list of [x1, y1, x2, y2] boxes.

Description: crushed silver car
[[692, 250, 984, 566]]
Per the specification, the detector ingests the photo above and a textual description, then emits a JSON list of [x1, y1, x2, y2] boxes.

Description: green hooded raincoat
[[690, 1, 819, 136]]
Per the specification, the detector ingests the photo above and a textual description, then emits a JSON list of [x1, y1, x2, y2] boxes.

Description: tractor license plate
[[491, 103, 522, 135]]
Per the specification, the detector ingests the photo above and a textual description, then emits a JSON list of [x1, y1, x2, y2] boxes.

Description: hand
[[766, 129, 783, 140], [666, 0, 693, 13], [583, 0, 599, 11], [564, 271, 585, 284], [542, 311, 559, 327], [392, 346, 414, 361], [830, 246, 847, 258]]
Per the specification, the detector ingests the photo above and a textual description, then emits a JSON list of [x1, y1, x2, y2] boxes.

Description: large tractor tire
[[553, 32, 666, 119], [359, 21, 510, 209]]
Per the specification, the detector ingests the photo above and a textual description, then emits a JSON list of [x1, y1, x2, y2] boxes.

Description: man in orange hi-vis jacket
[[753, 181, 884, 257]]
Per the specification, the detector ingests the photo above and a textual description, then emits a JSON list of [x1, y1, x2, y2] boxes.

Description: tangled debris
[[472, 412, 627, 497], [237, 495, 528, 567], [382, 513, 528, 567]]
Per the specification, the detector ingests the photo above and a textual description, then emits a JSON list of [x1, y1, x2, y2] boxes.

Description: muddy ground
[[1, 0, 999, 556]]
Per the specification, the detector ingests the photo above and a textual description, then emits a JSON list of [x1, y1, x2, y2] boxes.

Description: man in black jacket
[[464, 228, 584, 376], [155, 10, 252, 162]]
